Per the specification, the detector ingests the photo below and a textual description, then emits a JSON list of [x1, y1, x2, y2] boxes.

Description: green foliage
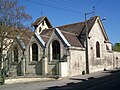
[[113, 43, 120, 52]]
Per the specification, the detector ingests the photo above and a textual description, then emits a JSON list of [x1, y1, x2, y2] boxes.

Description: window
[[32, 43, 38, 61], [96, 41, 100, 58], [106, 45, 110, 50], [14, 46, 18, 63], [39, 27, 42, 32], [52, 40, 60, 60], [42, 21, 44, 26]]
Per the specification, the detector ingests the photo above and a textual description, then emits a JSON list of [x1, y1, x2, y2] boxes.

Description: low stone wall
[[90, 51, 120, 73]]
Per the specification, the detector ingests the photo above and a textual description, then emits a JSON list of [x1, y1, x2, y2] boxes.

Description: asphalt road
[[0, 70, 120, 90]]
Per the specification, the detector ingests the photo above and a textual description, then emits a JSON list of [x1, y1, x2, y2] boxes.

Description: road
[[0, 69, 120, 90]]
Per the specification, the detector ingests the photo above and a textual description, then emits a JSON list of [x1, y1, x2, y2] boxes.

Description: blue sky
[[18, 0, 120, 44]]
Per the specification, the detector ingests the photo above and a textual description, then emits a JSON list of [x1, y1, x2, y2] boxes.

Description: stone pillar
[[42, 57, 48, 75], [21, 54, 26, 76]]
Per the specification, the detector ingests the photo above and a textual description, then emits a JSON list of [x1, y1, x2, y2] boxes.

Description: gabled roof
[[39, 28, 54, 44], [60, 30, 83, 47], [34, 32, 45, 48], [19, 30, 33, 46], [55, 28, 71, 47], [40, 35, 50, 44], [57, 16, 108, 41], [40, 28, 54, 37], [33, 28, 53, 45], [57, 21, 85, 36], [31, 16, 52, 28], [32, 16, 109, 48], [39, 28, 83, 47], [15, 29, 33, 50], [57, 16, 97, 36]]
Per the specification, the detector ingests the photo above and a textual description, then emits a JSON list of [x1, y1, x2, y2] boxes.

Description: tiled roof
[[57, 16, 98, 36], [39, 28, 83, 47], [39, 28, 53, 44], [31, 16, 52, 28], [19, 30, 34, 46], [20, 30, 34, 39], [32, 16, 46, 26], [37, 16, 108, 48], [57, 22, 85, 36], [40, 35, 50, 44], [39, 27, 83, 47], [60, 30, 83, 47], [40, 28, 54, 37]]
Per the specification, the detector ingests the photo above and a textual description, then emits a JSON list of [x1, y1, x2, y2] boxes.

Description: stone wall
[[68, 47, 86, 77], [25, 36, 43, 76], [113, 51, 120, 68], [88, 18, 107, 73]]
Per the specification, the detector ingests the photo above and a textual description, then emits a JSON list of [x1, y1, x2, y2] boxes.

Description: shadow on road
[[44, 69, 120, 90]]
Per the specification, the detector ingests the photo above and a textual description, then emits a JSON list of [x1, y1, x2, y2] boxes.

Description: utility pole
[[85, 13, 89, 74], [85, 11, 94, 74]]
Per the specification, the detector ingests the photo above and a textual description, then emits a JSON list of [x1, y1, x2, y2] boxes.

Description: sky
[[18, 0, 120, 44]]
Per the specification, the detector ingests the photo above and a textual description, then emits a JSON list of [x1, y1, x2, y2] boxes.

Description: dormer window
[[39, 27, 42, 32]]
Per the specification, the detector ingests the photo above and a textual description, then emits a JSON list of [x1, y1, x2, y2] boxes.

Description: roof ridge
[[32, 16, 46, 26], [57, 21, 85, 28], [57, 16, 98, 28]]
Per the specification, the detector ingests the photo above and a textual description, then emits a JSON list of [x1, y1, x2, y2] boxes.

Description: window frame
[[52, 40, 61, 60], [32, 43, 38, 62]]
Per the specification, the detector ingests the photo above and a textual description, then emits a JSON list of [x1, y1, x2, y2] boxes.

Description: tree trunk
[[0, 38, 3, 70]]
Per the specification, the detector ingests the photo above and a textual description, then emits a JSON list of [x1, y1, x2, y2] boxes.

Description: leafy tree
[[0, 0, 31, 69], [113, 43, 120, 52]]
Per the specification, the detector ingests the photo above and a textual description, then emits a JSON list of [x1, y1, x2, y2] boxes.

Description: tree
[[113, 43, 120, 52], [0, 0, 31, 69]]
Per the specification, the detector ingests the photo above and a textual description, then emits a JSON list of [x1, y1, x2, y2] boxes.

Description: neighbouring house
[[6, 30, 33, 76], [3, 16, 120, 78]]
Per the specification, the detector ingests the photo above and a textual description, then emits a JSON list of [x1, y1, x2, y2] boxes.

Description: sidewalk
[[71, 68, 120, 80], [5, 68, 120, 85]]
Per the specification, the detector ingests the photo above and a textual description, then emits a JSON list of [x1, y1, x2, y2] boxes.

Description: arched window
[[32, 43, 38, 61], [52, 40, 60, 60], [96, 41, 100, 58], [14, 46, 18, 63]]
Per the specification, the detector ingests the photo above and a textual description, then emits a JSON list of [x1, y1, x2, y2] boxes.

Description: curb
[[5, 77, 56, 85]]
